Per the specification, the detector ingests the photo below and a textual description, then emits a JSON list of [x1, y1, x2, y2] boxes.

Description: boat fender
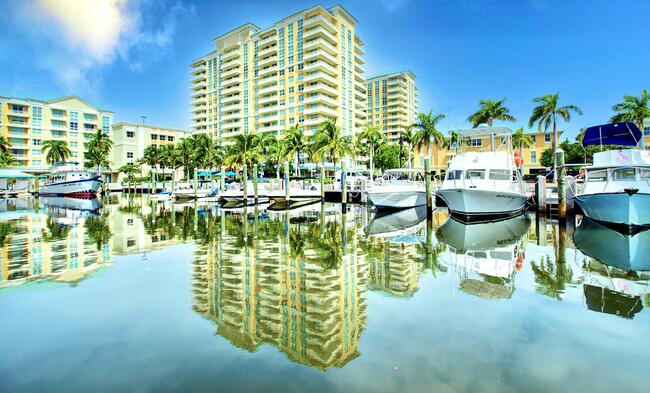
[[514, 150, 523, 166]]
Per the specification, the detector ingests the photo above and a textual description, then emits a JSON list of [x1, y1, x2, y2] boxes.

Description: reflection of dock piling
[[424, 157, 433, 218]]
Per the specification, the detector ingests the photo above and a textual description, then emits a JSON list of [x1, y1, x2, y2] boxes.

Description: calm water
[[0, 195, 648, 393]]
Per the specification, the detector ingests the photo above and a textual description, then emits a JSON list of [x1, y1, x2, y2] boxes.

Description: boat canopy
[[581, 122, 642, 147], [0, 169, 34, 179], [458, 124, 513, 138]]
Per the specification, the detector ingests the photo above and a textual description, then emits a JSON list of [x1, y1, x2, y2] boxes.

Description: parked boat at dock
[[365, 169, 427, 210], [267, 185, 321, 209], [172, 183, 213, 200], [437, 125, 528, 219], [39, 162, 102, 197], [573, 122, 650, 230]]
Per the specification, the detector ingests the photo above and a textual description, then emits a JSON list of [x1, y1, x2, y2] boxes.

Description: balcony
[[258, 65, 278, 78], [304, 38, 337, 56], [354, 89, 365, 101], [191, 63, 206, 75], [304, 60, 337, 76], [304, 94, 339, 107], [221, 66, 241, 79], [304, 83, 338, 96], [222, 48, 240, 62], [9, 110, 29, 118], [354, 62, 365, 74], [192, 103, 207, 113], [305, 71, 337, 86], [50, 131, 67, 139], [304, 27, 336, 45], [50, 121, 67, 131], [304, 49, 338, 66], [221, 85, 241, 95], [191, 88, 207, 98], [190, 72, 207, 84], [304, 14, 337, 34], [259, 83, 278, 94], [222, 120, 241, 130], [257, 123, 281, 133], [222, 57, 241, 71], [355, 52, 365, 65], [258, 54, 278, 68], [355, 43, 365, 55], [258, 94, 278, 105], [257, 105, 278, 115], [257, 32, 278, 47], [258, 45, 278, 58], [258, 114, 279, 123], [221, 76, 242, 88], [191, 112, 207, 121], [221, 111, 242, 122], [305, 105, 338, 117], [221, 94, 242, 105], [304, 117, 324, 127]]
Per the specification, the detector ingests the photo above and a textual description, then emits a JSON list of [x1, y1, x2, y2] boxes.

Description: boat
[[219, 183, 269, 205], [436, 213, 531, 300], [436, 125, 528, 219], [365, 169, 427, 210], [363, 205, 427, 237], [573, 122, 650, 230], [172, 183, 212, 200], [38, 162, 102, 197], [267, 185, 321, 209], [150, 189, 173, 201]]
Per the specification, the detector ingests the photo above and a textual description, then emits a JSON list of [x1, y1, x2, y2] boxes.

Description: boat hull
[[366, 187, 427, 210], [437, 188, 528, 218], [173, 190, 211, 200], [39, 176, 102, 197], [220, 193, 269, 204], [574, 192, 650, 228]]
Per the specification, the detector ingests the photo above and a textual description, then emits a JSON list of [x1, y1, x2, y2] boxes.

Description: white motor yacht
[[39, 162, 102, 197], [574, 122, 650, 229], [437, 125, 528, 218], [365, 169, 427, 210], [172, 183, 212, 200]]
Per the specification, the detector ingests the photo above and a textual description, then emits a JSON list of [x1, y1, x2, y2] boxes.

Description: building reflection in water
[[0, 197, 112, 288]]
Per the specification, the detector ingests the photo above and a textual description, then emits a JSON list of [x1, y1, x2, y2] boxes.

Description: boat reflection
[[436, 213, 531, 299], [574, 217, 650, 319], [363, 205, 427, 239]]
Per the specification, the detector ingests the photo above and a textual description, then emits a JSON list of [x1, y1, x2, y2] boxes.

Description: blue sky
[[0, 0, 648, 139]]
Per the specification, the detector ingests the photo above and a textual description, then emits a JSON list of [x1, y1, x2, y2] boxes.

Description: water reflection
[[436, 214, 531, 300], [2, 195, 650, 377], [0, 197, 111, 288], [574, 217, 650, 319]]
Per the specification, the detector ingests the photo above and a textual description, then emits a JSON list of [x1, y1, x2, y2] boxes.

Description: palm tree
[[0, 136, 11, 153], [0, 152, 18, 168], [610, 89, 649, 148], [358, 124, 383, 180], [512, 127, 534, 173], [400, 125, 417, 169], [311, 120, 353, 172], [143, 145, 161, 191], [529, 92, 582, 181], [118, 163, 139, 190], [412, 109, 445, 169], [467, 98, 516, 127], [175, 137, 193, 180], [86, 129, 114, 157], [224, 133, 264, 169], [41, 140, 72, 165], [84, 147, 112, 174], [281, 126, 306, 176]]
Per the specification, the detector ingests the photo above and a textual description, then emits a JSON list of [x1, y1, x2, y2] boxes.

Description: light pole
[[141, 116, 147, 124]]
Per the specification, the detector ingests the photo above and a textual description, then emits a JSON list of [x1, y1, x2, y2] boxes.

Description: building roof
[[0, 169, 34, 179], [365, 70, 416, 82], [0, 95, 113, 113], [112, 122, 192, 134]]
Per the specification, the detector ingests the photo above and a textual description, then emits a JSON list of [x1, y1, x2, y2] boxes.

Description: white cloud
[[11, 0, 194, 92]]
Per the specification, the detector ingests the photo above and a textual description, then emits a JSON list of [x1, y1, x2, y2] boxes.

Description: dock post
[[565, 175, 576, 214], [171, 171, 175, 194], [360, 179, 367, 204], [243, 164, 248, 207], [253, 164, 259, 205], [193, 168, 198, 199], [341, 160, 347, 212], [220, 166, 225, 193], [536, 175, 547, 213], [556, 148, 566, 221], [34, 177, 39, 198], [284, 161, 290, 207], [424, 157, 432, 218], [320, 164, 325, 203]]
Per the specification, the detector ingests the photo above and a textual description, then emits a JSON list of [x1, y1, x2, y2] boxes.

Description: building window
[[470, 138, 482, 147], [545, 133, 551, 142], [531, 135, 536, 142], [127, 152, 134, 159], [151, 134, 158, 140], [168, 136, 174, 142], [32, 139, 41, 146], [127, 131, 135, 138], [531, 151, 537, 163], [644, 126, 650, 136], [71, 142, 78, 148]]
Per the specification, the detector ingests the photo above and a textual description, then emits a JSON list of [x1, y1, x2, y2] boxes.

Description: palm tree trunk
[[552, 114, 558, 183], [369, 144, 374, 181], [295, 150, 300, 177]]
